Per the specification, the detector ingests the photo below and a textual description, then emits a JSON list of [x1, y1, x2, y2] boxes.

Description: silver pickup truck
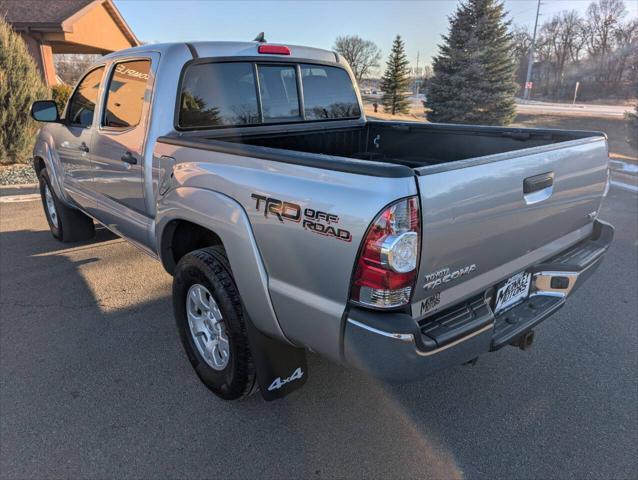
[[30, 41, 613, 401]]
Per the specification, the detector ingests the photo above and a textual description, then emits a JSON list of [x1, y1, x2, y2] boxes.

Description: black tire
[[38, 168, 95, 242], [172, 246, 256, 400]]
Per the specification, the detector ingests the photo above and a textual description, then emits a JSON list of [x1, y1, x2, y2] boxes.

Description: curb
[[0, 184, 40, 203], [0, 183, 38, 195]]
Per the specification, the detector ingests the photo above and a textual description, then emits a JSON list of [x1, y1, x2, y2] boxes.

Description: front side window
[[103, 60, 151, 129], [179, 62, 259, 128], [67, 66, 105, 127], [301, 64, 360, 120]]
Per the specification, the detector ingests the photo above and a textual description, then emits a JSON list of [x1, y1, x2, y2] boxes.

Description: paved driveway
[[1, 185, 636, 479]]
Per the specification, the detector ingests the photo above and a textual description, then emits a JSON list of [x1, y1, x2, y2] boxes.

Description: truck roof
[[102, 41, 340, 64]]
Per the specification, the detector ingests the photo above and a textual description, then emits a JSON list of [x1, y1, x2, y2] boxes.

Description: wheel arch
[[156, 187, 290, 344], [33, 156, 46, 176], [159, 219, 225, 275], [32, 138, 73, 207]]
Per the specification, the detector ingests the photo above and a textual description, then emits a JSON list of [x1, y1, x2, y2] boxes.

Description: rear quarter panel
[[154, 143, 417, 361]]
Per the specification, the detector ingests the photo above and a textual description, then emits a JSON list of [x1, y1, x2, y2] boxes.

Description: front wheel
[[172, 246, 256, 400]]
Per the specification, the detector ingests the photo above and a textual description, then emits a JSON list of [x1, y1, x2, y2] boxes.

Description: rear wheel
[[172, 246, 256, 400], [38, 168, 95, 242]]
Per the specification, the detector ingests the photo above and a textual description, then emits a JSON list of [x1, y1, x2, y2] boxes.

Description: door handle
[[120, 151, 138, 165], [79, 142, 89, 153], [524, 172, 554, 194]]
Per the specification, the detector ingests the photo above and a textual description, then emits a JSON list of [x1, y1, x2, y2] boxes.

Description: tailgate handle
[[524, 172, 554, 194]]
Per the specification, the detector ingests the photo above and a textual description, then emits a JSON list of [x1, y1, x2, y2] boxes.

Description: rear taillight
[[350, 197, 421, 309], [258, 44, 291, 55]]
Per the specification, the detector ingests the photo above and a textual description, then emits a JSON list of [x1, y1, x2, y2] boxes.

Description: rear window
[[179, 63, 259, 128], [258, 65, 300, 122], [300, 64, 361, 120], [178, 61, 359, 129]]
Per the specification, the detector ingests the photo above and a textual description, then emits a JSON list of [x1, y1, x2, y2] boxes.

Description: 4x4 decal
[[251, 194, 352, 242], [267, 367, 304, 391]]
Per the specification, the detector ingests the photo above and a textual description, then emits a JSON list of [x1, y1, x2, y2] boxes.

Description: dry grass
[[363, 104, 638, 162], [512, 114, 637, 161]]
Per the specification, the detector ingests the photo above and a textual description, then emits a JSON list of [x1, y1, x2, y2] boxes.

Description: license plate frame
[[494, 271, 532, 315]]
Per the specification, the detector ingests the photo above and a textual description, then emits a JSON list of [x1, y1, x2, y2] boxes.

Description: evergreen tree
[[427, 0, 517, 125], [0, 16, 49, 164], [380, 35, 411, 115]]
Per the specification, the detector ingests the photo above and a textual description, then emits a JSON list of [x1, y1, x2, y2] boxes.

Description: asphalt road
[[515, 100, 632, 118], [1, 185, 636, 479], [366, 96, 632, 119]]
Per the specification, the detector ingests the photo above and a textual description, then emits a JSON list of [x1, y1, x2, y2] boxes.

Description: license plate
[[494, 271, 531, 315]]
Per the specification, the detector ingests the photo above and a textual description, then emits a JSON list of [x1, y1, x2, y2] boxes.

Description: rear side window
[[177, 61, 360, 129], [301, 64, 360, 120], [103, 59, 151, 129], [179, 62, 259, 128], [67, 66, 105, 127]]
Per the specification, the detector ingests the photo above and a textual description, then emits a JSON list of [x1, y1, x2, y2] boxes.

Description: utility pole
[[414, 51, 420, 96], [523, 0, 542, 101]]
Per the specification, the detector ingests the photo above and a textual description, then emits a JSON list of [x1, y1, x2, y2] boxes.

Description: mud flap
[[245, 317, 308, 401]]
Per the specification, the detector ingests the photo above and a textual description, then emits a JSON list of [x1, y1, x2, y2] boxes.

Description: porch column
[[39, 43, 58, 86], [18, 33, 58, 86]]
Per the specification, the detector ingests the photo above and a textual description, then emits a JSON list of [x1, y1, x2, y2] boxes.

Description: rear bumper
[[343, 220, 614, 382]]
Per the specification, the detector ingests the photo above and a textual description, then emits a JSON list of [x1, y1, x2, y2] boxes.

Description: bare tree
[[540, 11, 585, 95], [584, 0, 627, 57], [583, 0, 631, 91], [511, 0, 637, 100], [512, 26, 532, 89], [610, 18, 638, 88], [53, 53, 103, 85], [333, 35, 381, 84]]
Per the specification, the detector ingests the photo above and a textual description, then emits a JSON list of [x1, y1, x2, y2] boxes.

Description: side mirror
[[31, 100, 60, 123]]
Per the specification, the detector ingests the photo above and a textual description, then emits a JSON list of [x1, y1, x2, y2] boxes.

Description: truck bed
[[157, 119, 609, 320], [192, 121, 603, 170]]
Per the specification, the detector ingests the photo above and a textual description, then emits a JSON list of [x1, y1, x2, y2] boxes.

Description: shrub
[[0, 16, 49, 164], [51, 84, 73, 113]]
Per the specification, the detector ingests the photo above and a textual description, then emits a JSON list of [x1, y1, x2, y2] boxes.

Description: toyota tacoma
[[30, 41, 613, 400]]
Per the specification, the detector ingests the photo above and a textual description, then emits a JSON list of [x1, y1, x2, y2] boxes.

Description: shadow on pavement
[[0, 224, 462, 479], [1, 191, 636, 479]]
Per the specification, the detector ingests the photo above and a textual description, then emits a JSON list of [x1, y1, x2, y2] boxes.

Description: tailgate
[[411, 136, 609, 318]]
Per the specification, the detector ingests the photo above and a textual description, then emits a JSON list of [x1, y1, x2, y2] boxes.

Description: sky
[[114, 0, 638, 73]]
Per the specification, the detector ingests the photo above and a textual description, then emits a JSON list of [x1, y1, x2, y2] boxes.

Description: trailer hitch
[[510, 330, 535, 351]]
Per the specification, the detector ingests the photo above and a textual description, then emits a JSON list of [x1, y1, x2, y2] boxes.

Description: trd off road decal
[[251, 194, 352, 242]]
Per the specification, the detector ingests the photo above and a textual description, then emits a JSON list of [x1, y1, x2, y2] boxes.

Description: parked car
[[30, 41, 613, 401]]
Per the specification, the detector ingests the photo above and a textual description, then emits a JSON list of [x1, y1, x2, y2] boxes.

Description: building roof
[[1, 0, 139, 46], [1, 0, 94, 25]]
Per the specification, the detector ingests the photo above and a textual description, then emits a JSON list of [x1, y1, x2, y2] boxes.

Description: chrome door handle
[[79, 142, 89, 153], [120, 151, 138, 165]]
